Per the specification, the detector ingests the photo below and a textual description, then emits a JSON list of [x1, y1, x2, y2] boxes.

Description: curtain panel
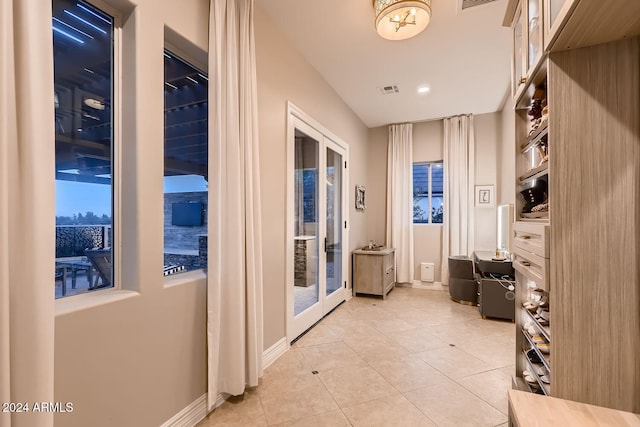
[[207, 0, 264, 409], [0, 1, 56, 426], [386, 123, 414, 284], [441, 115, 475, 285]]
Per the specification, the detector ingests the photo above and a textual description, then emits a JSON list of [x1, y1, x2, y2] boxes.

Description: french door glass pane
[[294, 130, 319, 315], [326, 148, 342, 297]]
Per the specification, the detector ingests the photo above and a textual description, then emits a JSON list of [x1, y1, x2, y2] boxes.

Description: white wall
[[54, 1, 210, 427], [254, 5, 371, 348]]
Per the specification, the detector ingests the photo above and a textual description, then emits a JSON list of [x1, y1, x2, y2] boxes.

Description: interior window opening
[[163, 49, 209, 276]]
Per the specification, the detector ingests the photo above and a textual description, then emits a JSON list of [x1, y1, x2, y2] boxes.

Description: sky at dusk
[[56, 175, 208, 217]]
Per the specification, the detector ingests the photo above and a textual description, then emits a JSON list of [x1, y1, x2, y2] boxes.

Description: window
[[54, 0, 115, 298], [163, 50, 208, 275], [413, 162, 444, 224]]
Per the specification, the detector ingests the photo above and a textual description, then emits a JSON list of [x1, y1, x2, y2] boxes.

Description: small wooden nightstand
[[352, 247, 395, 299]]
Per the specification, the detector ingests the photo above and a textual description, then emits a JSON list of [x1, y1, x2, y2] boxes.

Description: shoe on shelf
[[533, 364, 547, 377], [527, 349, 543, 364], [532, 335, 547, 344], [537, 342, 550, 354], [535, 309, 550, 321], [523, 370, 537, 384], [534, 308, 550, 326]]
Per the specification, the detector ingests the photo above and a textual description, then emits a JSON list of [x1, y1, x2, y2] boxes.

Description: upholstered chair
[[448, 255, 480, 305]]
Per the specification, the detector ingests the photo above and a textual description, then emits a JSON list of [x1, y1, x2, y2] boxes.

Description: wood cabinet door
[[543, 0, 577, 50]]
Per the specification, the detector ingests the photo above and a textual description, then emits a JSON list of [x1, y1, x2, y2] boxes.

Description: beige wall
[[53, 2, 377, 424], [367, 113, 502, 283], [365, 126, 388, 245], [498, 99, 516, 206], [50, 2, 508, 425], [474, 112, 500, 252], [412, 120, 445, 282], [54, 1, 209, 427], [254, 5, 371, 348]]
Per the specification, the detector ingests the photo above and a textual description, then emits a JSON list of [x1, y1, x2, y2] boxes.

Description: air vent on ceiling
[[378, 85, 399, 95], [461, 0, 497, 10]]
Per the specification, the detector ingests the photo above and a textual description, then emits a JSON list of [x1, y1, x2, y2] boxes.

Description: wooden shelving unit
[[519, 162, 548, 184], [505, 0, 640, 415]]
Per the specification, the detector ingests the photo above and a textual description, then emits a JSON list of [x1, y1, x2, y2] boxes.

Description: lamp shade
[[374, 0, 432, 41]]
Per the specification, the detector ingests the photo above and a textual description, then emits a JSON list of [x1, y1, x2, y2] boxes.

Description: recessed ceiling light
[[417, 86, 430, 94], [84, 98, 105, 110]]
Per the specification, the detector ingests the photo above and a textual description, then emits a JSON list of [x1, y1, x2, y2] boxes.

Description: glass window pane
[[164, 50, 208, 275], [54, 0, 114, 298], [413, 163, 429, 223], [431, 163, 444, 223], [413, 162, 444, 224], [431, 196, 444, 223]]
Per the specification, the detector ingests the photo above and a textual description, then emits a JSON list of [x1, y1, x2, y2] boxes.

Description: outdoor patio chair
[[84, 248, 112, 288], [55, 266, 67, 296]]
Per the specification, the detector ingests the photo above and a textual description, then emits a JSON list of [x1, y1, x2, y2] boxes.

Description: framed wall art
[[475, 185, 495, 208], [355, 185, 366, 211]]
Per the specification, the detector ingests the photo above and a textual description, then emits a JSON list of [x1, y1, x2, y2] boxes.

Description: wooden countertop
[[509, 390, 640, 427], [352, 247, 394, 255]]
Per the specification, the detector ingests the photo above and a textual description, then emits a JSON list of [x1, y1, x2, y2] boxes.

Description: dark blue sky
[[56, 175, 208, 217]]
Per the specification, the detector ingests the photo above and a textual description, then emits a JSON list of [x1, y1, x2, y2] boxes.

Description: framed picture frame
[[355, 185, 366, 211], [475, 185, 495, 208]]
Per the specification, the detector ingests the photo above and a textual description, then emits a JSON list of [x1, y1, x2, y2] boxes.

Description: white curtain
[[0, 1, 56, 426], [207, 0, 264, 409], [386, 124, 414, 284], [441, 115, 475, 285]]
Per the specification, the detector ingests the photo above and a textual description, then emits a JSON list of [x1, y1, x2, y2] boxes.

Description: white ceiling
[[255, 0, 512, 128]]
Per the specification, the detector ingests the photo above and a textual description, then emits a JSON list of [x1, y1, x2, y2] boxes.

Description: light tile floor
[[197, 286, 514, 427]]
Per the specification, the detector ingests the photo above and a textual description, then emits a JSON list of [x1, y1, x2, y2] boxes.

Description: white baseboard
[[160, 393, 208, 427], [213, 393, 226, 409], [262, 337, 288, 369], [411, 280, 445, 291], [162, 338, 289, 427], [160, 393, 226, 427]]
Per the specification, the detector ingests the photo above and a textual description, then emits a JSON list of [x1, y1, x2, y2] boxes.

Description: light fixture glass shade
[[374, 0, 432, 41]]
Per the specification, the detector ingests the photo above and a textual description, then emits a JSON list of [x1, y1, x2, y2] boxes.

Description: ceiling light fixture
[[84, 98, 105, 110], [417, 86, 430, 93], [373, 0, 432, 41]]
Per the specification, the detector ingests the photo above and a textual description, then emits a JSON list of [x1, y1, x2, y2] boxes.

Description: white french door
[[287, 106, 348, 342]]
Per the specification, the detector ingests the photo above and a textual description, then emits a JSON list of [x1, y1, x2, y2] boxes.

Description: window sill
[[55, 289, 140, 317], [163, 268, 206, 288]]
